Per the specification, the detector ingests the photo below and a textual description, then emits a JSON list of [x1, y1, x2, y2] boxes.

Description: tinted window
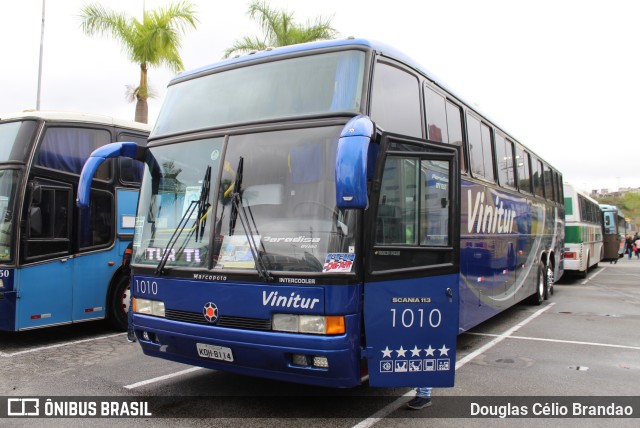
[[516, 145, 531, 193], [0, 120, 37, 161], [532, 157, 544, 197], [118, 133, 147, 184], [153, 51, 365, 136], [36, 127, 112, 179], [543, 165, 554, 201], [79, 190, 113, 249], [26, 182, 72, 259], [481, 124, 494, 181], [446, 101, 465, 170], [495, 133, 515, 188], [467, 114, 494, 180], [376, 156, 451, 247], [424, 85, 448, 143], [370, 62, 422, 138]]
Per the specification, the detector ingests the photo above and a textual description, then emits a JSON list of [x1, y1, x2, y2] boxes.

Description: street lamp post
[[36, 0, 45, 110]]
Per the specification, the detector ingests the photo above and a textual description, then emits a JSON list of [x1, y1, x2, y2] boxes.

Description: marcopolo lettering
[[262, 236, 321, 243], [262, 291, 320, 309]]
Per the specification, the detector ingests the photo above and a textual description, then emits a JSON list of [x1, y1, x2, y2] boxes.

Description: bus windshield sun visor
[[229, 157, 273, 282], [77, 142, 147, 208], [156, 165, 212, 275]]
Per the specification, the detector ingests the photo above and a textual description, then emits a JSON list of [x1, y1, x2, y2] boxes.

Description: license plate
[[196, 343, 234, 362]]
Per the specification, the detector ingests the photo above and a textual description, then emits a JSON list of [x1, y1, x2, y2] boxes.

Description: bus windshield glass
[[0, 169, 20, 261], [0, 120, 37, 161], [133, 126, 357, 273], [151, 50, 365, 137]]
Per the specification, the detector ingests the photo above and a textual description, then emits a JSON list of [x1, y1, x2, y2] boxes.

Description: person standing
[[407, 387, 432, 410], [626, 236, 634, 259]]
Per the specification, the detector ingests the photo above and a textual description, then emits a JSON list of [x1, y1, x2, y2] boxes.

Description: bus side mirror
[[335, 115, 375, 209], [77, 142, 147, 208]]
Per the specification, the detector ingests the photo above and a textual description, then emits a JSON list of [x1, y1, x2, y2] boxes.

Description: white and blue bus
[[0, 111, 148, 331], [600, 204, 625, 262], [563, 183, 603, 276], [79, 39, 564, 388]]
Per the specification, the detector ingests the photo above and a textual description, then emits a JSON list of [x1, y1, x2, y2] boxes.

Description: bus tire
[[529, 264, 545, 305], [108, 274, 130, 331], [579, 252, 589, 278], [544, 263, 554, 299]]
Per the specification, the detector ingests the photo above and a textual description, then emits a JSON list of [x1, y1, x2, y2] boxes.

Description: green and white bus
[[563, 183, 603, 276]]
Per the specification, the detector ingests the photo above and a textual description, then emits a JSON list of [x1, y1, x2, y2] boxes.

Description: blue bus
[[0, 111, 148, 331], [79, 39, 564, 388]]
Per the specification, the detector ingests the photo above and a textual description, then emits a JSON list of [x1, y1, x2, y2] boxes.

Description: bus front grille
[[164, 309, 272, 331]]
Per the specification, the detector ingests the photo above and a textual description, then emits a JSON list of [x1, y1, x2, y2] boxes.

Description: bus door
[[18, 180, 75, 329], [364, 134, 460, 387]]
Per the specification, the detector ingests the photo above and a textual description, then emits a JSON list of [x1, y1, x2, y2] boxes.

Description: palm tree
[[224, 0, 337, 59], [79, 1, 198, 123]]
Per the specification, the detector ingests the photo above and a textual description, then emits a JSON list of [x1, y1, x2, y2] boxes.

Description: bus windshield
[[133, 125, 357, 273], [151, 50, 365, 137], [0, 169, 20, 261], [0, 120, 37, 161]]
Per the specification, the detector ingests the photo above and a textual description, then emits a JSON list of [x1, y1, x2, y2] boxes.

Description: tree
[[79, 1, 198, 123], [224, 0, 337, 58]]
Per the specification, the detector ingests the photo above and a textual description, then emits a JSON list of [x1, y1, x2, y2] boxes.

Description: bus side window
[[36, 127, 112, 180], [79, 189, 114, 249], [376, 157, 414, 245], [370, 62, 422, 138], [495, 133, 516, 188], [516, 146, 532, 193], [446, 101, 465, 171], [543, 164, 554, 201], [25, 182, 72, 259], [467, 114, 495, 181], [424, 85, 448, 143], [118, 132, 147, 185], [532, 157, 544, 198]]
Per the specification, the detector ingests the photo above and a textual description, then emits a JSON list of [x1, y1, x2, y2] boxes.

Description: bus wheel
[[544, 263, 554, 299], [579, 253, 590, 279], [108, 274, 130, 331], [529, 264, 545, 305]]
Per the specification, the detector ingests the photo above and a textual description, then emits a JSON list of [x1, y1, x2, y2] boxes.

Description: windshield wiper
[[229, 157, 273, 282], [195, 166, 212, 242], [156, 166, 212, 275]]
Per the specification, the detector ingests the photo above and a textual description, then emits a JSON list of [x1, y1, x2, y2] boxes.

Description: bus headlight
[[133, 297, 166, 317], [272, 314, 345, 335]]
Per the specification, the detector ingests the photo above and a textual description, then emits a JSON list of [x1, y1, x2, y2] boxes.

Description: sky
[[1, 0, 639, 194]]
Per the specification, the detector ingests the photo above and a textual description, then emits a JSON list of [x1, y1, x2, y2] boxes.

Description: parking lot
[[1, 257, 639, 427]]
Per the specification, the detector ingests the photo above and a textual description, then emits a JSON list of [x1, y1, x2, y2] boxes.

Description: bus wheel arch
[[106, 269, 130, 331]]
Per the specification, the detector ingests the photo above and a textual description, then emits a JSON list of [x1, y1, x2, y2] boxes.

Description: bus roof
[[0, 110, 150, 132], [170, 38, 560, 173]]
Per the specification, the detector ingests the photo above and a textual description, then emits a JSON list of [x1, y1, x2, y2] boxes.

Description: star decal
[[410, 345, 422, 357], [424, 345, 435, 357], [439, 344, 450, 356], [396, 346, 407, 357], [381, 346, 393, 358]]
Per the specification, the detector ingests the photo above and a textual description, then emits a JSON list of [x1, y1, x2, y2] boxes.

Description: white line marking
[[124, 367, 204, 390], [350, 303, 555, 428], [466, 332, 640, 351], [0, 333, 124, 357], [581, 266, 606, 285]]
